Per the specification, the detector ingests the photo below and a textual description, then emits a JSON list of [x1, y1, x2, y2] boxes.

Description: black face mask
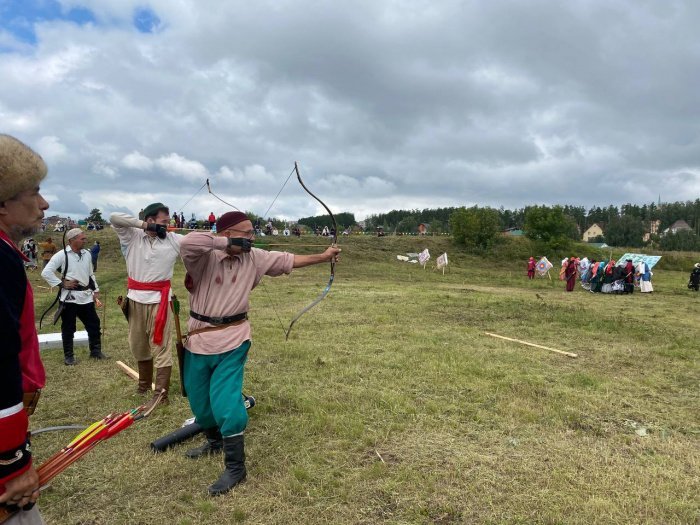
[[228, 237, 252, 252]]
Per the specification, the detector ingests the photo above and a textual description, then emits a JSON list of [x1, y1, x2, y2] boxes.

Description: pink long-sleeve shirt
[[179, 232, 294, 355]]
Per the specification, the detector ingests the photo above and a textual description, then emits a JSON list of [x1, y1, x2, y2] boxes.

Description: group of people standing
[[574, 257, 648, 293], [0, 131, 341, 523], [528, 255, 656, 294]]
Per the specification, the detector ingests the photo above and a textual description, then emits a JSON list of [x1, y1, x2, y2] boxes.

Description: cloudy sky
[[1, 0, 699, 221]]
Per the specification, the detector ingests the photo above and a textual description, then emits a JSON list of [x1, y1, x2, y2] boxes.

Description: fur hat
[[0, 134, 47, 202], [695, 263, 700, 269]]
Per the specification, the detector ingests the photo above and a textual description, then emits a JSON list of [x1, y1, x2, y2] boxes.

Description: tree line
[[365, 199, 700, 251]]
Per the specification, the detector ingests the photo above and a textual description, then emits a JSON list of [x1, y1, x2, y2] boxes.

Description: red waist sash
[[127, 277, 171, 345]]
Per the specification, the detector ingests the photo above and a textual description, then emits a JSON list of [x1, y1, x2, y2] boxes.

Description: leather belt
[[190, 311, 247, 325]]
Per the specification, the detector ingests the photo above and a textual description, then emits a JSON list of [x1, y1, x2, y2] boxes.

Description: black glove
[[228, 237, 252, 252], [146, 223, 167, 239]]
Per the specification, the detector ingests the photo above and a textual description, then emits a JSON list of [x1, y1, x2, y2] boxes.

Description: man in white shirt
[[110, 203, 183, 405], [41, 228, 106, 365]]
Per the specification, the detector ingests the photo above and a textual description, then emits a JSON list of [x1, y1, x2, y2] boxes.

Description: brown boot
[[137, 360, 154, 395], [153, 366, 172, 405]]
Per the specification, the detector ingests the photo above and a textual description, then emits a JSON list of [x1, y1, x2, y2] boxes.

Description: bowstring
[[262, 167, 296, 220], [206, 173, 291, 339], [207, 178, 242, 211], [175, 180, 208, 214], [257, 166, 298, 340]]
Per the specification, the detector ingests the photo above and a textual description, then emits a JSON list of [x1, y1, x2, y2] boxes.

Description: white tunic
[[41, 247, 99, 304], [110, 213, 183, 304]]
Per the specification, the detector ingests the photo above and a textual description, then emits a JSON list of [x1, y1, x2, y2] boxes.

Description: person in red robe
[[527, 257, 536, 279], [565, 257, 578, 292]]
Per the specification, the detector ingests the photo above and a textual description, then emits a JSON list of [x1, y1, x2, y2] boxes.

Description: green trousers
[[184, 340, 251, 436]]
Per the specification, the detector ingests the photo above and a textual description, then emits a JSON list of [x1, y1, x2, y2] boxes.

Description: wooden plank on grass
[[116, 360, 156, 390], [484, 332, 578, 358]]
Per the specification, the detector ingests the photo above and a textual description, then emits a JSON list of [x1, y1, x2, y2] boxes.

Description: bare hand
[[0, 466, 40, 509], [324, 246, 341, 263], [62, 279, 79, 290]]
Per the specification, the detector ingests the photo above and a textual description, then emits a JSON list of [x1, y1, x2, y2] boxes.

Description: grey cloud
[[1, 0, 698, 220]]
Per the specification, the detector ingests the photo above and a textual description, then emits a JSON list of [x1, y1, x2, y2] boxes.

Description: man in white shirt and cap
[[41, 228, 106, 365]]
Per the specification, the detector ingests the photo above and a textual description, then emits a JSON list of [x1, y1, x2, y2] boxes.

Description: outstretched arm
[[293, 246, 341, 269]]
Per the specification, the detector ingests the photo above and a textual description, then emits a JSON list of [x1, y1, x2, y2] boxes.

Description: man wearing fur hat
[[110, 204, 183, 406], [41, 228, 106, 365], [0, 134, 50, 523], [180, 211, 340, 496]]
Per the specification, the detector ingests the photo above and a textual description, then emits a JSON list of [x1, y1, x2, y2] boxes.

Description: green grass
[[23, 231, 699, 524]]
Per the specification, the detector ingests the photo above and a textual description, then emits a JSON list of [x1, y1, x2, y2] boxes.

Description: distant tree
[[523, 205, 576, 250], [365, 207, 456, 233], [298, 212, 355, 231], [449, 206, 500, 250], [659, 230, 700, 251], [604, 215, 645, 247], [85, 208, 105, 224]]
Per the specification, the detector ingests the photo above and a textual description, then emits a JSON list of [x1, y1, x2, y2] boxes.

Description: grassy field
[[23, 230, 699, 525]]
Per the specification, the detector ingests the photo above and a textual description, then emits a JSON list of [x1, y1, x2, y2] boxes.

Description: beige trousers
[[127, 299, 173, 368]]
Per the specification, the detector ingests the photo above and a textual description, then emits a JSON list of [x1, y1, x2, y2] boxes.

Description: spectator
[[527, 257, 536, 279], [564, 257, 578, 292], [22, 238, 37, 269], [636, 260, 653, 293], [39, 237, 58, 268], [90, 241, 101, 272], [688, 263, 700, 291], [41, 229, 107, 364]]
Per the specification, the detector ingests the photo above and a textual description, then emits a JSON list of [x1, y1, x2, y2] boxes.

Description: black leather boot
[[208, 435, 246, 496], [63, 339, 76, 366], [185, 427, 223, 458], [89, 341, 109, 360]]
